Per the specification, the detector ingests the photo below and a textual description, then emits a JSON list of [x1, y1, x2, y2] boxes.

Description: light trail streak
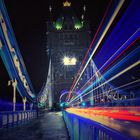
[[68, 0, 125, 101], [66, 107, 140, 122], [68, 60, 140, 104], [74, 84, 140, 106], [72, 79, 140, 105], [79, 29, 140, 92], [66, 0, 113, 100], [65, 107, 140, 139], [77, 45, 140, 100], [70, 46, 140, 104]]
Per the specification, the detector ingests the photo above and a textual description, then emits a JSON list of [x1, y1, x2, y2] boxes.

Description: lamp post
[[22, 97, 27, 111], [63, 56, 77, 65], [8, 79, 17, 112]]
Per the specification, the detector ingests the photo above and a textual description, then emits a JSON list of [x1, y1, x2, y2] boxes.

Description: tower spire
[[83, 5, 86, 12], [63, 1, 71, 7], [49, 5, 53, 22], [81, 4, 86, 21], [49, 5, 52, 12]]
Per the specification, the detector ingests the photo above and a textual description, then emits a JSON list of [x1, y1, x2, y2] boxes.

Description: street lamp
[[63, 56, 77, 65], [8, 79, 17, 112], [22, 97, 27, 111]]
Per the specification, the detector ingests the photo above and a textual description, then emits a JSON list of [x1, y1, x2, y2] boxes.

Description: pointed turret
[[52, 0, 84, 31]]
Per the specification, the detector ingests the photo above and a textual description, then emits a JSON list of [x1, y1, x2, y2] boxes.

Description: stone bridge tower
[[46, 1, 91, 108]]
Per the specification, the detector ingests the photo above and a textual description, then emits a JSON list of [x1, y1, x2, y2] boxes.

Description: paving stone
[[0, 111, 70, 140]]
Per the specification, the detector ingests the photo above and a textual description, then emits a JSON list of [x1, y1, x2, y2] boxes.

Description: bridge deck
[[0, 111, 70, 140]]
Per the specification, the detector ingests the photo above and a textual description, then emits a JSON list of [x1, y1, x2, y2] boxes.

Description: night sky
[[0, 0, 110, 101]]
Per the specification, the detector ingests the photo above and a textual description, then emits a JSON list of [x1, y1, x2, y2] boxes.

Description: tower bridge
[[0, 0, 140, 140]]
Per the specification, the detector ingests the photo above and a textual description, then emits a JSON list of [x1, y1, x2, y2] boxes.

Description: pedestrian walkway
[[0, 111, 70, 140]]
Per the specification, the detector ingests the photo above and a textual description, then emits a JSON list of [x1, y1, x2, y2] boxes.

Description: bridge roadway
[[0, 111, 70, 140]]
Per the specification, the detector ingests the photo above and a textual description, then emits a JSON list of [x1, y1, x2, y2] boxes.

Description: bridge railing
[[63, 110, 136, 140], [0, 110, 37, 128]]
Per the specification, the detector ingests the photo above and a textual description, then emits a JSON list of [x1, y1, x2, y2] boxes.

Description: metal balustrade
[[0, 110, 37, 128], [63, 111, 136, 140]]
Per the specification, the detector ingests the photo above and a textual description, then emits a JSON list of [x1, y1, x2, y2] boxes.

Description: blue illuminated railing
[[63, 111, 136, 140], [0, 110, 37, 128], [0, 100, 32, 111]]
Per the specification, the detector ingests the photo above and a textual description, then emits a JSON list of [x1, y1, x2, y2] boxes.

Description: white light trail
[[69, 60, 140, 104], [73, 79, 140, 104], [79, 28, 140, 93], [68, 0, 125, 100]]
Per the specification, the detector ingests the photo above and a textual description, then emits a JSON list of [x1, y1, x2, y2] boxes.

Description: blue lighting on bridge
[[68, 0, 140, 105], [0, 0, 140, 139], [0, 0, 36, 101], [94, 0, 140, 69]]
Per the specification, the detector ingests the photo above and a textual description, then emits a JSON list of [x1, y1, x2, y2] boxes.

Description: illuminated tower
[[46, 1, 91, 108]]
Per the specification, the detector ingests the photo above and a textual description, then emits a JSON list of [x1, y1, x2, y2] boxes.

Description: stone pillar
[[23, 97, 27, 111], [11, 79, 17, 112]]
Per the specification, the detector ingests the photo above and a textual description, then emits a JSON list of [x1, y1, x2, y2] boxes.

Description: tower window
[[59, 34, 63, 40], [64, 25, 68, 30], [70, 34, 73, 40], [65, 34, 69, 40], [69, 24, 73, 30]]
